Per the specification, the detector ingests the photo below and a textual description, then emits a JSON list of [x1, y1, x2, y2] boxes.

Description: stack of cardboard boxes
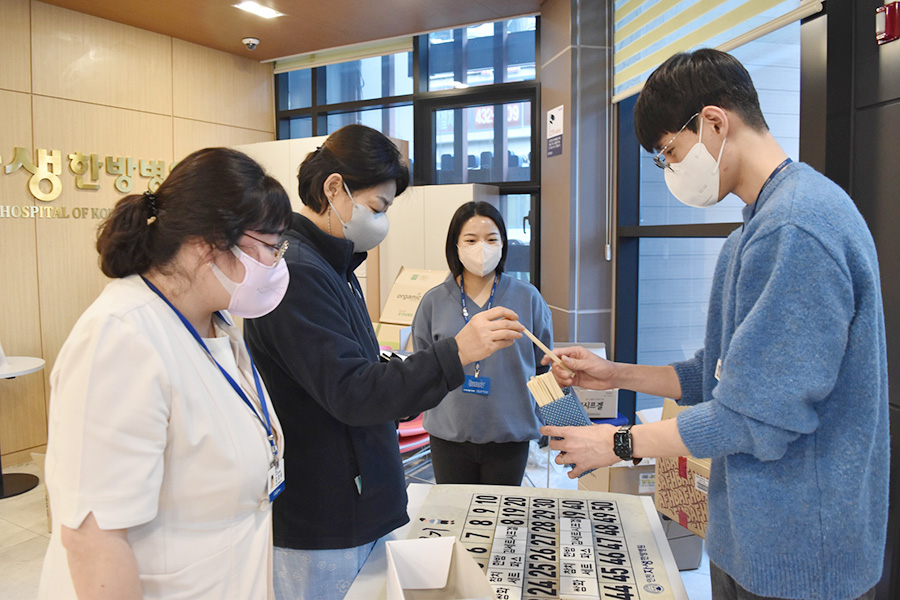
[[654, 398, 711, 538], [653, 398, 711, 569], [373, 267, 449, 351]]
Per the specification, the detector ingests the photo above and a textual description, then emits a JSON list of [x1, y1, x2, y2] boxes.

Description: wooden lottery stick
[[521, 327, 576, 377], [527, 371, 565, 407]]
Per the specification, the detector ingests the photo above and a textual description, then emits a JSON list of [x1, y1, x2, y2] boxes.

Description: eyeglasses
[[244, 232, 289, 264], [653, 112, 700, 171]]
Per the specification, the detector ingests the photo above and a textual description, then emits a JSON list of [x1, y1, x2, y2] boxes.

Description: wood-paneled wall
[[0, 0, 276, 467]]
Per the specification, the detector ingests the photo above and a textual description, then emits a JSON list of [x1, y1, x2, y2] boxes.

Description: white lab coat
[[38, 275, 284, 599]]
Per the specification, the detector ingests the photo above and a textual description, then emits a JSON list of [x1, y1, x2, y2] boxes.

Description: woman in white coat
[[38, 147, 293, 599]]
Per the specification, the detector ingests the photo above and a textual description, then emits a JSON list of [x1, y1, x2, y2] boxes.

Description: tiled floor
[[0, 444, 712, 599], [0, 461, 51, 600]]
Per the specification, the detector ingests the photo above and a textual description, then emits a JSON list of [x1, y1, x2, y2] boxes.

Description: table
[[0, 355, 46, 499], [345, 483, 688, 600]]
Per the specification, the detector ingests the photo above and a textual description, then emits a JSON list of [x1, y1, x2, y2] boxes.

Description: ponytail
[[96, 192, 168, 278]]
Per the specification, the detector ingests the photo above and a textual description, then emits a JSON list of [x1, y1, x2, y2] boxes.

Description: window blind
[[612, 0, 822, 102], [271, 36, 413, 74]]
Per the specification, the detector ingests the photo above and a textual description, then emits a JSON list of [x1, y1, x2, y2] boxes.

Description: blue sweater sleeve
[[678, 224, 855, 461], [671, 348, 704, 405]]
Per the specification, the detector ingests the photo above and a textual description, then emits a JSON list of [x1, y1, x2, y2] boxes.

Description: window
[[274, 15, 541, 284], [433, 101, 532, 184], [502, 193, 535, 282], [325, 105, 413, 141], [323, 53, 413, 103], [616, 24, 802, 416], [283, 69, 312, 110], [427, 17, 537, 91], [275, 52, 414, 150]]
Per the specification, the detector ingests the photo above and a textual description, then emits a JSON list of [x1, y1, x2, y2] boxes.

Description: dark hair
[[96, 147, 291, 278], [297, 124, 410, 213], [445, 202, 508, 278], [633, 49, 769, 153]]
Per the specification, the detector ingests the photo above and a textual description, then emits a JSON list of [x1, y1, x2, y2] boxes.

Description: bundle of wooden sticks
[[526, 371, 565, 407], [521, 327, 574, 406]]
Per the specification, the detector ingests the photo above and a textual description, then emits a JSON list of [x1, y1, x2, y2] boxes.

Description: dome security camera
[[242, 37, 260, 51]]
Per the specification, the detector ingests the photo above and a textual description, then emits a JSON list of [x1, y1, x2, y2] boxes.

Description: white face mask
[[663, 121, 727, 208], [210, 247, 289, 319], [327, 183, 390, 253], [458, 241, 502, 277]]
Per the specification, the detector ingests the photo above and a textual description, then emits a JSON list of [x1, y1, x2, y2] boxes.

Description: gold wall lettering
[[1, 147, 172, 210]]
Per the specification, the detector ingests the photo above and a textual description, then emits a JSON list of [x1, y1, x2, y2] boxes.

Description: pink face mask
[[209, 247, 289, 318]]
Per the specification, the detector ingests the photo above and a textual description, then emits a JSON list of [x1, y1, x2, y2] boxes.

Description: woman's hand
[[540, 424, 619, 478], [541, 346, 619, 390], [455, 306, 523, 366]]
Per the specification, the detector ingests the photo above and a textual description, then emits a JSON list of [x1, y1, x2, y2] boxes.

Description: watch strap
[[613, 424, 635, 461]]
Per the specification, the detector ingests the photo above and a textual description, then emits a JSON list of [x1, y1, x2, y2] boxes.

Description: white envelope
[[385, 536, 493, 600]]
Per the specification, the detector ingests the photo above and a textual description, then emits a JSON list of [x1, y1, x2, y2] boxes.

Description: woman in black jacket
[[244, 124, 522, 600]]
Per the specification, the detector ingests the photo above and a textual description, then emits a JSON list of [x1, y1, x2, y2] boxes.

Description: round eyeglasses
[[653, 112, 700, 170]]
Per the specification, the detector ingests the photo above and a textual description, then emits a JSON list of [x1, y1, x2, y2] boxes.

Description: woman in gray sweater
[[412, 202, 554, 485]]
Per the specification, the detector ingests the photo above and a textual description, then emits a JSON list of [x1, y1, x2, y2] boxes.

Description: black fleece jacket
[[244, 213, 464, 549]]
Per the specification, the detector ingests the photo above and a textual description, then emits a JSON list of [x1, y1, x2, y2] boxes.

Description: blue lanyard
[[141, 276, 278, 466], [460, 273, 499, 377], [749, 158, 792, 222]]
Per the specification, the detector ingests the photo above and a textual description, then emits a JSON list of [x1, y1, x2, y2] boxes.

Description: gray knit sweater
[[412, 274, 553, 444]]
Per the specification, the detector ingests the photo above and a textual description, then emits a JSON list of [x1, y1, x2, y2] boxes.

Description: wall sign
[[1, 147, 173, 219], [546, 105, 564, 158]]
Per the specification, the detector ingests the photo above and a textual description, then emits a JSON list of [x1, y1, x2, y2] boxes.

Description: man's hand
[[541, 346, 619, 390], [540, 424, 619, 478]]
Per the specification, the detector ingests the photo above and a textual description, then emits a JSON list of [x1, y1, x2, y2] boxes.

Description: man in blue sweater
[[541, 49, 888, 600]]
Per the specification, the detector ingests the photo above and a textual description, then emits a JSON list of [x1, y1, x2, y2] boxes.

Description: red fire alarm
[[876, 2, 900, 45]]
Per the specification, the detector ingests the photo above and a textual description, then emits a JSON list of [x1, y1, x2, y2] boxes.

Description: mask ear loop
[[326, 181, 353, 233], [697, 116, 728, 171], [715, 136, 727, 166], [699, 117, 728, 171]]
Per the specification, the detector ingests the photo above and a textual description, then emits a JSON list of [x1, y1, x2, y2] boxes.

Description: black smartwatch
[[613, 424, 637, 462]]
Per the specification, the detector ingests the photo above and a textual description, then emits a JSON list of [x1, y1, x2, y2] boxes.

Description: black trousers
[[428, 435, 530, 486], [710, 562, 876, 600]]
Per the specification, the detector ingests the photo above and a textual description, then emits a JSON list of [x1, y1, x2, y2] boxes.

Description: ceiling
[[40, 0, 543, 63]]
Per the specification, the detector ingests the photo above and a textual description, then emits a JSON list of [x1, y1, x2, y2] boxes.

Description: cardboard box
[[578, 459, 657, 496], [655, 398, 711, 538], [386, 536, 493, 600], [572, 387, 619, 419], [373, 322, 412, 351], [380, 267, 450, 326]]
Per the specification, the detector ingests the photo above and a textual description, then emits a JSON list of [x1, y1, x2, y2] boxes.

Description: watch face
[[614, 427, 633, 460]]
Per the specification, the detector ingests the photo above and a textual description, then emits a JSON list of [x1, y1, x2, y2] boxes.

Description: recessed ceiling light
[[233, 2, 284, 19]]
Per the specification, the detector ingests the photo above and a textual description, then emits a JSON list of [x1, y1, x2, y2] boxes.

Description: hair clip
[[144, 191, 158, 225]]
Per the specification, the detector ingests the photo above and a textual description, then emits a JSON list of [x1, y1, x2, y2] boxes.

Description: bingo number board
[[408, 484, 677, 600]]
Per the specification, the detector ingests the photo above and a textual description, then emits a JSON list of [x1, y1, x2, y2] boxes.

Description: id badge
[[268, 458, 285, 502], [462, 374, 491, 396]]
